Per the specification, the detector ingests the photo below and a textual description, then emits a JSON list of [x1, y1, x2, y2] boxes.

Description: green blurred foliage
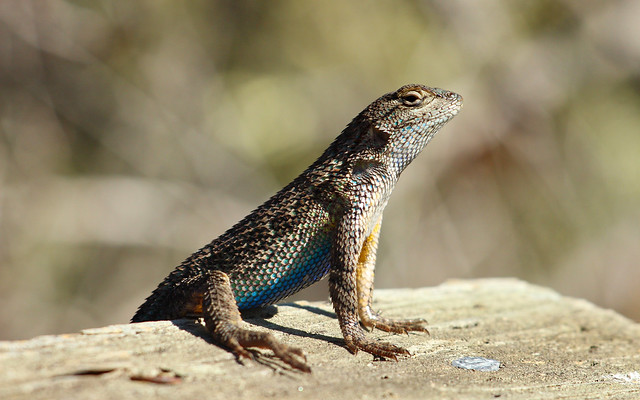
[[1, 0, 639, 339]]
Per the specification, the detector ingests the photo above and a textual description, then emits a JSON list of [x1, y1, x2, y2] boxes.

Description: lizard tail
[[131, 266, 203, 322]]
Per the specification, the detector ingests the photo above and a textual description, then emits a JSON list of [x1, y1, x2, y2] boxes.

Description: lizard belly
[[230, 234, 332, 310]]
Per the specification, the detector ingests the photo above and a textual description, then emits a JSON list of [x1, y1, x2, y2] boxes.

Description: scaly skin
[[132, 84, 463, 372]]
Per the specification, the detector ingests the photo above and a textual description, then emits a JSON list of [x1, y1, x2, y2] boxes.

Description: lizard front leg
[[329, 213, 410, 360], [356, 217, 429, 334], [201, 270, 310, 372]]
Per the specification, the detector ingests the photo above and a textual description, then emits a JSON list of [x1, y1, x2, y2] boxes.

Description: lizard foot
[[224, 330, 311, 373]]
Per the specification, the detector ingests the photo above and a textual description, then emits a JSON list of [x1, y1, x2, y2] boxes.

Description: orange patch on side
[[356, 222, 381, 312], [184, 292, 203, 316]]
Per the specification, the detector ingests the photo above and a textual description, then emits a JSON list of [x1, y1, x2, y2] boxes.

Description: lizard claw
[[361, 312, 429, 335], [344, 333, 410, 361]]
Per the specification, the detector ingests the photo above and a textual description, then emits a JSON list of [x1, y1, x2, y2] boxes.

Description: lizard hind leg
[[202, 270, 311, 373]]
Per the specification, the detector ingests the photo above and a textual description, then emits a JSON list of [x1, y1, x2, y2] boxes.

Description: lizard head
[[357, 84, 463, 173]]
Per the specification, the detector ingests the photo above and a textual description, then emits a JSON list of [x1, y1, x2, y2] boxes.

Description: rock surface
[[1, 278, 639, 399]]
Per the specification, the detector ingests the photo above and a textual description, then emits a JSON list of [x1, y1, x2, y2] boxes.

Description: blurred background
[[1, 0, 639, 340]]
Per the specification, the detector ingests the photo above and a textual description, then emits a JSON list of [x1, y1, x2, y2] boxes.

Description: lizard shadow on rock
[[281, 302, 338, 319], [243, 303, 341, 345], [168, 303, 341, 348], [169, 319, 218, 345]]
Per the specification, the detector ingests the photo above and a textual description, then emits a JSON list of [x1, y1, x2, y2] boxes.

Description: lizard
[[131, 84, 463, 372]]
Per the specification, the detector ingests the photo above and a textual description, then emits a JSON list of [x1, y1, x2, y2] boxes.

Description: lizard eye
[[401, 91, 423, 106]]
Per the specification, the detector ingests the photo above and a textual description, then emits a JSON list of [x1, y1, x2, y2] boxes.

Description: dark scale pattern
[[229, 221, 334, 309], [132, 84, 463, 372]]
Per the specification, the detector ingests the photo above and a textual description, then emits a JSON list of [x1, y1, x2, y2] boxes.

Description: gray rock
[[1, 279, 639, 399]]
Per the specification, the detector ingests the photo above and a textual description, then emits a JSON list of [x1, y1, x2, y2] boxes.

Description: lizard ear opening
[[367, 126, 391, 148]]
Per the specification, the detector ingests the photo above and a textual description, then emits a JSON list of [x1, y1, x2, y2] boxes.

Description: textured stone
[[1, 279, 639, 399]]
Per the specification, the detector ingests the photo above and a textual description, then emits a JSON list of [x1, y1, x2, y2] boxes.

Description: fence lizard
[[132, 84, 463, 372]]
